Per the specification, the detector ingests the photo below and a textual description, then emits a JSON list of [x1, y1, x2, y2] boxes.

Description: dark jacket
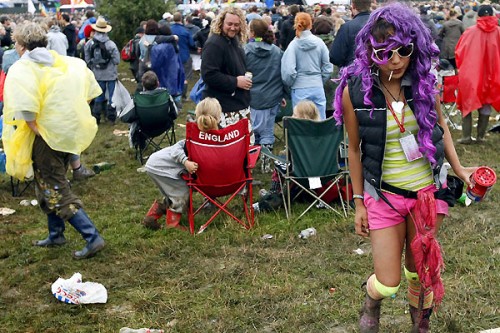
[[347, 75, 445, 193], [201, 34, 250, 113], [279, 15, 296, 50], [329, 11, 370, 67], [0, 27, 12, 48], [62, 23, 77, 55]]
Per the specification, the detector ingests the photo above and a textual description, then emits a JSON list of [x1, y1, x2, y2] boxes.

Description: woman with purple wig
[[333, 3, 477, 332]]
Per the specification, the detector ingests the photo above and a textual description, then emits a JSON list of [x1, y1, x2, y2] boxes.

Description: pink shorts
[[364, 184, 449, 230]]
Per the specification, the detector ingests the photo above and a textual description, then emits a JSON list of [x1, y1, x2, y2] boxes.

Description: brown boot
[[166, 210, 187, 231], [359, 293, 382, 333], [142, 199, 166, 230], [410, 306, 432, 333]]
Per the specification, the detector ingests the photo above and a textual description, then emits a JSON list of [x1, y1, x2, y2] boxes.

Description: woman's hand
[[184, 160, 198, 174], [453, 165, 478, 187], [354, 204, 370, 237]]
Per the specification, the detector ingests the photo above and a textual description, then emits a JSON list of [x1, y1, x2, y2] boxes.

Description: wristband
[[353, 194, 364, 200]]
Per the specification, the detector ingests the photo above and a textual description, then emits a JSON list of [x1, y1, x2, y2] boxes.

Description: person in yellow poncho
[[2, 22, 105, 259]]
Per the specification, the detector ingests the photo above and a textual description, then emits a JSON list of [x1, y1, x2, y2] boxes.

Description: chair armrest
[[247, 145, 261, 169], [260, 146, 286, 164]]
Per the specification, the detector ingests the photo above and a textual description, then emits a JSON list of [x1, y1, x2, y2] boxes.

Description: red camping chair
[[440, 75, 460, 129], [184, 118, 260, 234]]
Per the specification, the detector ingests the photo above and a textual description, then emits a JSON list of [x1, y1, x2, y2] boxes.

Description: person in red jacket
[[455, 4, 500, 144]]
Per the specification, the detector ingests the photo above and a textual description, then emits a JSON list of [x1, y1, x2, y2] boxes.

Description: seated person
[[142, 97, 222, 230], [120, 71, 177, 149], [255, 100, 320, 212]]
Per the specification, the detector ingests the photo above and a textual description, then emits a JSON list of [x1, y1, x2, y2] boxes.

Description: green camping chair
[[134, 89, 177, 164], [262, 116, 348, 220]]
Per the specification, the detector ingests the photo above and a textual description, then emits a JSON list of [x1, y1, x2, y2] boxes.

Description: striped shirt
[[382, 104, 433, 191]]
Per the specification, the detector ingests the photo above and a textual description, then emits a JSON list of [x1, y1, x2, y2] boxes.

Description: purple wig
[[333, 2, 440, 165]]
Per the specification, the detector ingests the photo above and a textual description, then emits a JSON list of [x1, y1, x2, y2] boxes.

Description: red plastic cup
[[466, 166, 496, 202]]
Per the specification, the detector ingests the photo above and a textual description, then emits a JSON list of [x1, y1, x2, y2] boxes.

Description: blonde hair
[[294, 12, 312, 37], [293, 100, 320, 121], [195, 97, 222, 132], [210, 7, 247, 43], [13, 22, 48, 50]]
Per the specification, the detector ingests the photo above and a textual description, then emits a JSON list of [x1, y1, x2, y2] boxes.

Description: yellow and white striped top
[[382, 104, 434, 191]]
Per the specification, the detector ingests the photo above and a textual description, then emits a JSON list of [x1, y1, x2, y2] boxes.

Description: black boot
[[68, 209, 105, 259], [106, 104, 117, 124], [92, 101, 104, 124], [33, 213, 67, 247]]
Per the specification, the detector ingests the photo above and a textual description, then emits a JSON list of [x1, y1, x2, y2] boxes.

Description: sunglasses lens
[[373, 49, 387, 62], [398, 44, 413, 57]]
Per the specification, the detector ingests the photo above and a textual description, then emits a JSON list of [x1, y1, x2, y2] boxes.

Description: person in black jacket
[[201, 7, 252, 132], [279, 4, 299, 50], [0, 16, 12, 48], [61, 14, 77, 57], [329, 0, 371, 68]]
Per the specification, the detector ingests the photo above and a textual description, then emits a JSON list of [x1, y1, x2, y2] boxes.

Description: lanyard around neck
[[386, 98, 405, 133]]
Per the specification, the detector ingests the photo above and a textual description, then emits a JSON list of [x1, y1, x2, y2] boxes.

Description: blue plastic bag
[[189, 77, 205, 104]]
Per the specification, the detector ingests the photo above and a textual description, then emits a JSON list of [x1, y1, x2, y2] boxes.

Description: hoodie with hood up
[[281, 30, 333, 89]]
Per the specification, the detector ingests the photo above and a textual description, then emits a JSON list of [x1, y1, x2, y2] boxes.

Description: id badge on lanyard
[[399, 131, 423, 162]]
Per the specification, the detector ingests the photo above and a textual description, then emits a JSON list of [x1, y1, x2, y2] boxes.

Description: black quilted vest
[[347, 75, 445, 190]]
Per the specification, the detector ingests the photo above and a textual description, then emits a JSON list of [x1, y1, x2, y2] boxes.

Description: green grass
[[0, 66, 499, 332]]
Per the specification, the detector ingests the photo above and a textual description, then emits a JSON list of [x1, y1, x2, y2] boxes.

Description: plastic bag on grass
[[51, 272, 107, 304]]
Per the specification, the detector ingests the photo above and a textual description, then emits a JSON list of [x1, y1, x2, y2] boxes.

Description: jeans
[[291, 87, 327, 120], [250, 104, 279, 145], [95, 80, 116, 105]]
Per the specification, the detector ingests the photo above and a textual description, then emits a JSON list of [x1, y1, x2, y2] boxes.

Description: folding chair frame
[[136, 126, 176, 164], [262, 117, 348, 221], [440, 75, 461, 130], [10, 177, 34, 197], [187, 179, 254, 234]]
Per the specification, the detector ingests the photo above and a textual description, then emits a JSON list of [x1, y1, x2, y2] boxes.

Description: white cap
[[162, 12, 173, 20]]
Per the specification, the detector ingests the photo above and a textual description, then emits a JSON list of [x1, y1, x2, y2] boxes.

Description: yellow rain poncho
[[2, 51, 102, 180]]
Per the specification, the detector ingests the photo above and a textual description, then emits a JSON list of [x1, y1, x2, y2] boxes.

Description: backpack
[[121, 38, 136, 62], [90, 39, 112, 69]]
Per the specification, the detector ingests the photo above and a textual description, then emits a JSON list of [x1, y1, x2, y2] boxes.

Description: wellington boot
[[359, 293, 382, 333], [142, 199, 166, 230], [476, 113, 490, 142], [410, 306, 432, 333], [166, 210, 187, 231], [33, 213, 66, 247], [458, 114, 473, 144]]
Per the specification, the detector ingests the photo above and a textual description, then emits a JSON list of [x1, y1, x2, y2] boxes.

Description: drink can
[[245, 72, 253, 80], [466, 166, 496, 202]]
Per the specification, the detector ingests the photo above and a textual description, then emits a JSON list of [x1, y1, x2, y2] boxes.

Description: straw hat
[[91, 16, 112, 33]]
